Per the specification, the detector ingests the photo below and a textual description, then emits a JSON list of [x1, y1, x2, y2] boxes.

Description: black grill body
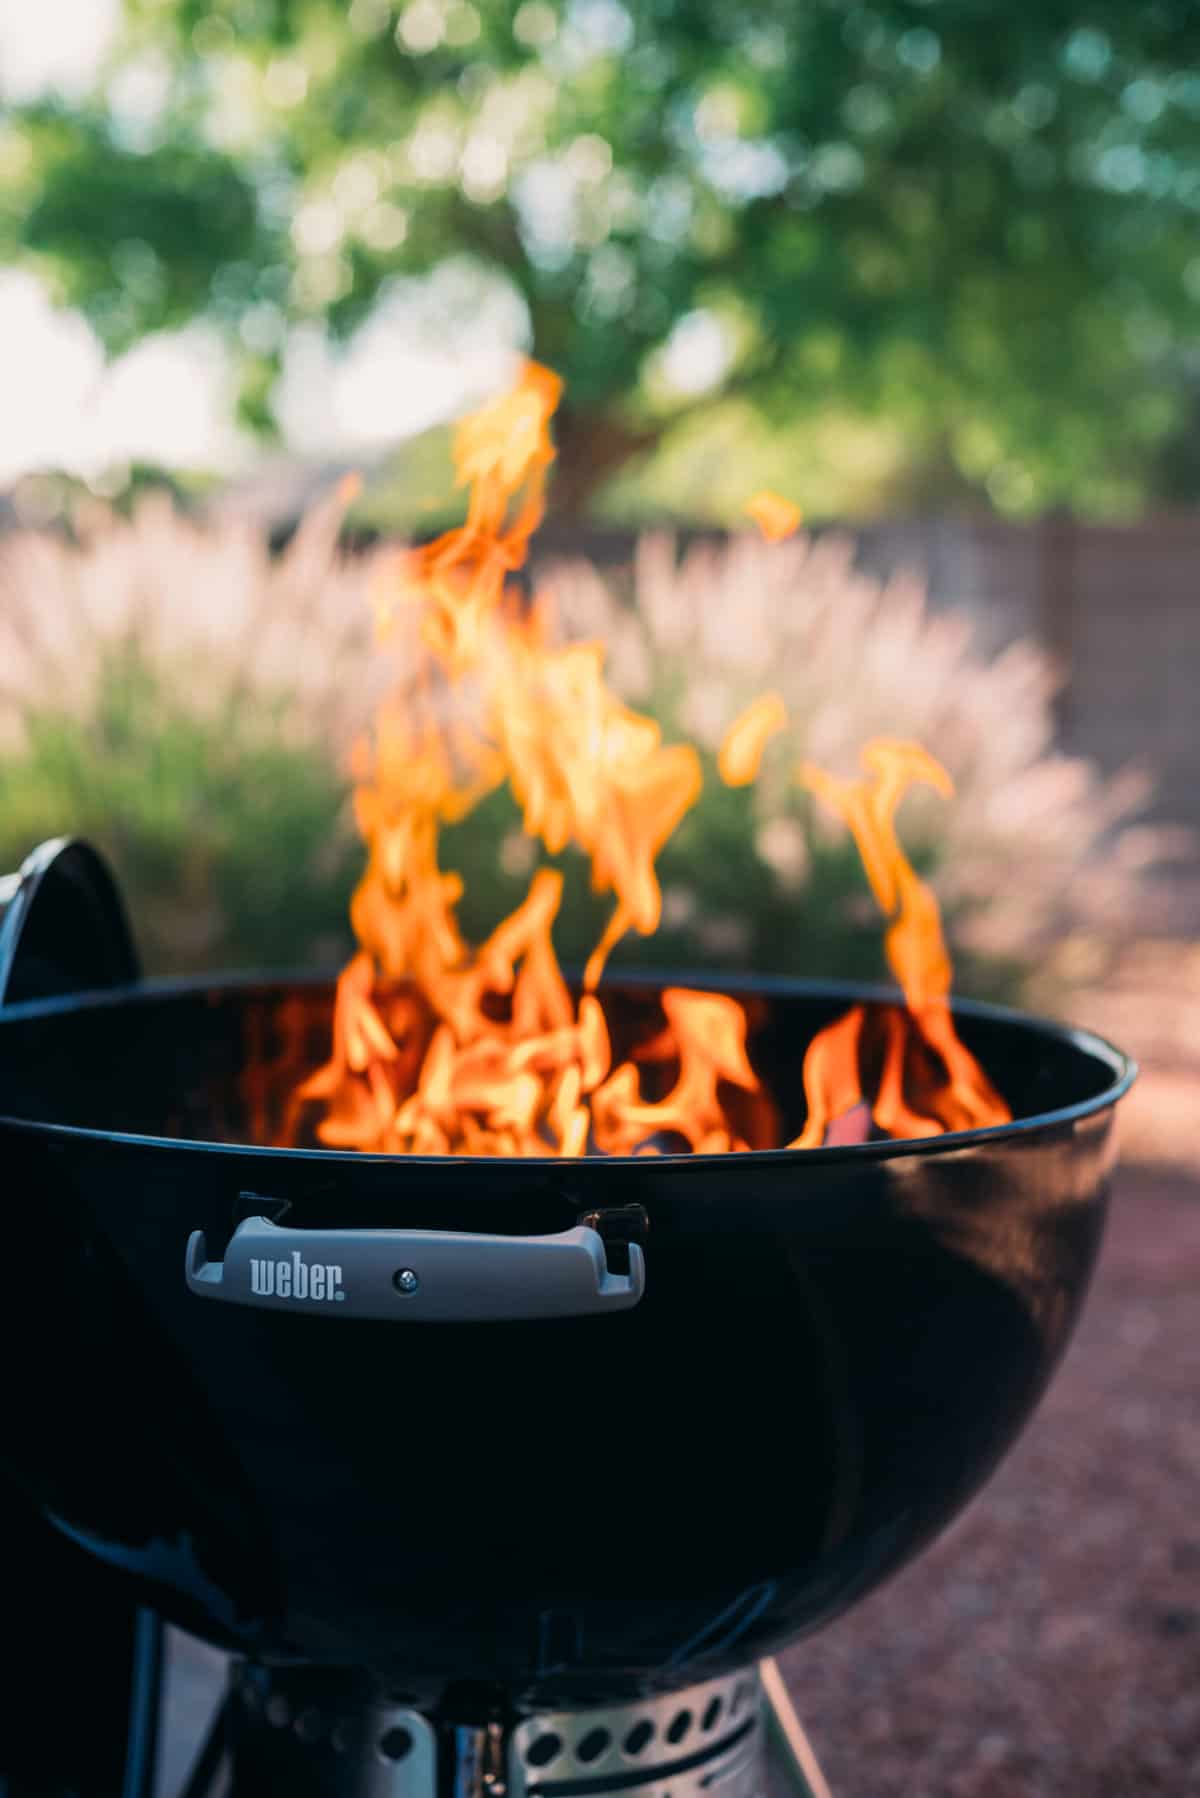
[[0, 966, 1130, 1712]]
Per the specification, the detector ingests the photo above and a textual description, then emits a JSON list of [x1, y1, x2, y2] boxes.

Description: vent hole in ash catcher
[[701, 1697, 723, 1733], [294, 1707, 324, 1743], [576, 1728, 611, 1764], [378, 1726, 414, 1763], [266, 1696, 290, 1729], [623, 1720, 655, 1757], [666, 1710, 692, 1746], [526, 1733, 563, 1768]]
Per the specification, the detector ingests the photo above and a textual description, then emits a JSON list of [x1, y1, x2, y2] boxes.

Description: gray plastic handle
[[185, 1215, 644, 1322]]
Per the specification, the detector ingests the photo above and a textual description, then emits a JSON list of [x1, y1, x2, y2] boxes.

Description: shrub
[[537, 530, 1169, 1001], [0, 489, 378, 972], [0, 500, 1166, 1000]]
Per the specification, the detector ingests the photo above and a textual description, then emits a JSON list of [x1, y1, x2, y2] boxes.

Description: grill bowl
[[0, 971, 1131, 1710]]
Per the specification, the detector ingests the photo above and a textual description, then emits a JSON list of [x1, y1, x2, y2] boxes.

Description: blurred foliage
[[0, 652, 360, 974], [0, 485, 924, 986], [0, 645, 924, 989], [537, 527, 1167, 1003], [0, 483, 383, 972], [0, 496, 1164, 997], [5, 2, 1200, 514], [598, 398, 918, 524], [343, 422, 460, 535], [0, 682, 927, 1002], [5, 463, 219, 530]]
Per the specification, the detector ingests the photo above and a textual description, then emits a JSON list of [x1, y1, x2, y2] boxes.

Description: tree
[[5, 0, 1200, 515]]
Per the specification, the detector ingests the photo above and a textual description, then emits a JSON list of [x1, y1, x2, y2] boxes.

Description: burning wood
[[290, 364, 1009, 1156]]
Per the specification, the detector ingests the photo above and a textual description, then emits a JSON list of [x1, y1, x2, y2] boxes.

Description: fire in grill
[[0, 365, 1136, 1797], [274, 362, 1010, 1161]]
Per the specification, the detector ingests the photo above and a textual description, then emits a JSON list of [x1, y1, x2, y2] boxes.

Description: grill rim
[[0, 966, 1135, 1166]]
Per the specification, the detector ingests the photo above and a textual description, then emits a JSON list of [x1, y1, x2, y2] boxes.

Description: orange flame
[[745, 490, 802, 541], [791, 740, 1011, 1147], [292, 363, 746, 1157], [718, 692, 788, 787], [591, 988, 760, 1155], [372, 362, 562, 670], [292, 366, 1008, 1158]]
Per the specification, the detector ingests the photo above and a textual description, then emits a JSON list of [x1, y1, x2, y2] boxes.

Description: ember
[[291, 364, 1008, 1155]]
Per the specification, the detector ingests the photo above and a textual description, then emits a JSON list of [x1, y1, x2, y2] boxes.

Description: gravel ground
[[159, 1163, 1200, 1798]]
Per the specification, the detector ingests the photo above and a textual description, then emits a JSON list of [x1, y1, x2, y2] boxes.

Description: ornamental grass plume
[[0, 494, 1175, 997], [0, 486, 392, 971], [538, 527, 1177, 999], [0, 482, 385, 753]]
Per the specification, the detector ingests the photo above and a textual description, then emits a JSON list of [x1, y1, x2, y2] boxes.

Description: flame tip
[[745, 490, 803, 541]]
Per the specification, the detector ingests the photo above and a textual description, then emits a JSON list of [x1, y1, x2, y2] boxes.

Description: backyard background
[[1, 2, 1198, 1792]]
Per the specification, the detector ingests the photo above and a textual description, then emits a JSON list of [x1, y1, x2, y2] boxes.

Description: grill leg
[[760, 1658, 834, 1798], [0, 1493, 153, 1795], [123, 1608, 165, 1798], [177, 1691, 231, 1798]]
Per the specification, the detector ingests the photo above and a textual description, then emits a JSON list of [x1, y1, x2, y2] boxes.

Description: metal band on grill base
[[508, 1671, 765, 1798], [208, 1666, 769, 1798], [222, 1664, 437, 1797]]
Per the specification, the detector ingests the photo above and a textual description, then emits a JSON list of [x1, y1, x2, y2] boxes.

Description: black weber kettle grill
[[0, 839, 1135, 1797]]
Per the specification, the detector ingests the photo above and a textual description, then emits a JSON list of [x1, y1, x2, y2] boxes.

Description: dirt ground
[[777, 1166, 1200, 1797], [1065, 939, 1200, 1183]]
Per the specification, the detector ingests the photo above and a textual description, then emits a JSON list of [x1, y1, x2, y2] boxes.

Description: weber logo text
[[249, 1252, 345, 1303]]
